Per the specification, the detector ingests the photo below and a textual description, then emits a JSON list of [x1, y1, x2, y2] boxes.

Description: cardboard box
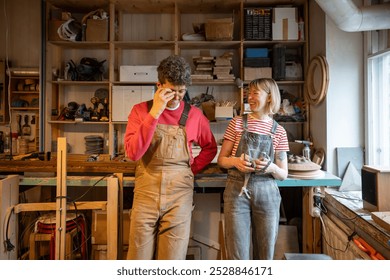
[[244, 67, 272, 81], [86, 18, 108, 41], [215, 106, 233, 121], [205, 18, 234, 41], [272, 7, 298, 41], [48, 20, 66, 41], [91, 210, 131, 245], [112, 85, 155, 121], [119, 65, 158, 82]]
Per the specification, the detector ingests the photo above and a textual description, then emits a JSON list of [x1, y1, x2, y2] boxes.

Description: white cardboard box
[[112, 85, 155, 121], [215, 106, 233, 121], [119, 65, 158, 82], [272, 7, 298, 41]]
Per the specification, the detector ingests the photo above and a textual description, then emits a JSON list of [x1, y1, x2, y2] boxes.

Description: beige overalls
[[127, 102, 194, 260]]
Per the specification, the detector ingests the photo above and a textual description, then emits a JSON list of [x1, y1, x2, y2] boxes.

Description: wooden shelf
[[10, 107, 39, 111], [48, 120, 109, 125], [114, 41, 175, 49], [51, 80, 109, 85], [49, 41, 110, 49]]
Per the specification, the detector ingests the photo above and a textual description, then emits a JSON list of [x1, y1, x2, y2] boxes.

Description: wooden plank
[[371, 212, 390, 232], [55, 137, 67, 260], [106, 176, 119, 260], [13, 201, 107, 213], [0, 160, 136, 174]]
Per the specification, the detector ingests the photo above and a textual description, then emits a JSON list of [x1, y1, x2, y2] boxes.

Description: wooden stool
[[29, 228, 78, 260]]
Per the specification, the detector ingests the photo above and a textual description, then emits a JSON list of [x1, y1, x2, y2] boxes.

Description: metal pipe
[[315, 0, 390, 32]]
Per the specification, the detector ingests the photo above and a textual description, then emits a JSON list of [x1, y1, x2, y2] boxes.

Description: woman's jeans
[[224, 170, 281, 260]]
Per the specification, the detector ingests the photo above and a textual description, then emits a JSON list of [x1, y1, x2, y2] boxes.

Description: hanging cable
[[3, 206, 15, 252]]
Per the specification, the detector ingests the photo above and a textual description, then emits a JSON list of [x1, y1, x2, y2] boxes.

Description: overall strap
[[242, 113, 248, 130], [147, 99, 153, 111], [179, 102, 191, 126], [271, 119, 278, 134]]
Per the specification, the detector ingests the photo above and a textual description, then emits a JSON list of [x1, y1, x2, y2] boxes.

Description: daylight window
[[367, 49, 390, 166]]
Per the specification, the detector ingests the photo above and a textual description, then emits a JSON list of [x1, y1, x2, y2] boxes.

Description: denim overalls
[[224, 114, 281, 260], [127, 102, 194, 260]]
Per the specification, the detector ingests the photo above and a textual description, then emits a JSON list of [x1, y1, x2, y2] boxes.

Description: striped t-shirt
[[223, 114, 289, 157]]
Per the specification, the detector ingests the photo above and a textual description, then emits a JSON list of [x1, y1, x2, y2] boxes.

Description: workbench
[[0, 158, 342, 259], [322, 189, 390, 259]]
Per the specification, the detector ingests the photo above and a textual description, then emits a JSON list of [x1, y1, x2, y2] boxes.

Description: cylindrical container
[[4, 132, 10, 155], [303, 145, 310, 160], [19, 138, 29, 155], [298, 17, 304, 41]]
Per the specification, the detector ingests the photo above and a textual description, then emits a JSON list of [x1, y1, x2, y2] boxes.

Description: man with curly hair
[[124, 55, 217, 259]]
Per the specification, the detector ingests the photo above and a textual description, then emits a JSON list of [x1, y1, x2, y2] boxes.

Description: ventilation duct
[[315, 0, 390, 32]]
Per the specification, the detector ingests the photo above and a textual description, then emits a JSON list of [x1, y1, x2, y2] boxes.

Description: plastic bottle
[[298, 17, 304, 41], [302, 144, 310, 160], [22, 115, 31, 139]]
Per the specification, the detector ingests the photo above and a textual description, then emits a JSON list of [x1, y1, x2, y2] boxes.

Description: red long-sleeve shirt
[[124, 101, 217, 175]]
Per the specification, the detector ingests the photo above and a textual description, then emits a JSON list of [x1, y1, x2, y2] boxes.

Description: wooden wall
[[0, 0, 41, 68]]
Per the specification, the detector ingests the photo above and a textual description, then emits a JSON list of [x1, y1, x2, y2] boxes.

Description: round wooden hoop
[[312, 148, 325, 166], [306, 55, 329, 106]]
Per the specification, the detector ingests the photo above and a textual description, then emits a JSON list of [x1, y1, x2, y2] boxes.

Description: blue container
[[245, 48, 269, 58]]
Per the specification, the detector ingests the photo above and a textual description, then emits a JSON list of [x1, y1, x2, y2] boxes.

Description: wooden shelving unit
[[44, 0, 309, 156]]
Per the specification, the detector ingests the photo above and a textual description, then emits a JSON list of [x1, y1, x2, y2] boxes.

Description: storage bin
[[244, 57, 271, 67], [119, 65, 158, 82], [245, 48, 269, 58]]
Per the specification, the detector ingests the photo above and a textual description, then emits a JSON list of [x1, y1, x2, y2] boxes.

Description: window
[[367, 49, 390, 166]]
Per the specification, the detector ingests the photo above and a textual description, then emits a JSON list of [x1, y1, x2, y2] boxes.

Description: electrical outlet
[[309, 187, 323, 217]]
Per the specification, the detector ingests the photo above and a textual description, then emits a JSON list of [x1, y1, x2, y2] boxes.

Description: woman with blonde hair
[[218, 78, 289, 260]]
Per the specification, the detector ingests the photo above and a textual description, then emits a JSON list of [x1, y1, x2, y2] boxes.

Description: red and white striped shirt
[[223, 114, 289, 156]]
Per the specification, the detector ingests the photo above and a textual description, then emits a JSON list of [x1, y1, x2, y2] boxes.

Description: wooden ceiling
[[48, 0, 306, 14]]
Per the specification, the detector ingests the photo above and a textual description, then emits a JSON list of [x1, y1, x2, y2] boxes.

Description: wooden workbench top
[[1, 157, 342, 189], [0, 157, 225, 175]]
